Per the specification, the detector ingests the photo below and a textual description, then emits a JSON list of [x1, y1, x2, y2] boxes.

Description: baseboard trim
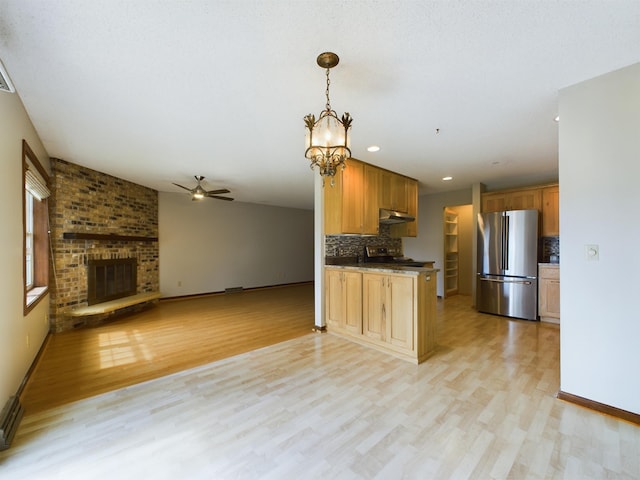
[[161, 281, 313, 302], [17, 332, 51, 398], [557, 390, 640, 425]]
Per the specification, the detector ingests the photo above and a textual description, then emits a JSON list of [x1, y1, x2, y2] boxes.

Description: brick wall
[[48, 159, 159, 332]]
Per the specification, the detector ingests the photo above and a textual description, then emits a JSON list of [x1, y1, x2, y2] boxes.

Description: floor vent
[[0, 395, 24, 451], [225, 287, 244, 294]]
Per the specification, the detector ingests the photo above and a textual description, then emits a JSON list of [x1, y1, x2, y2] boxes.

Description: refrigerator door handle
[[478, 276, 532, 286], [503, 214, 509, 271]]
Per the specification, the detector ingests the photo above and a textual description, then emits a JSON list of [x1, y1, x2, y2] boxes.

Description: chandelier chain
[[325, 68, 331, 110]]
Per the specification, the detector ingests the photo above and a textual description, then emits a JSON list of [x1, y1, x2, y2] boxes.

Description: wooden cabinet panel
[[363, 165, 380, 235], [363, 273, 386, 341], [482, 188, 541, 212], [363, 273, 414, 350], [380, 171, 408, 212], [542, 185, 560, 236], [482, 193, 508, 213], [324, 159, 379, 235], [388, 275, 414, 350], [391, 178, 418, 238], [325, 269, 344, 330], [340, 160, 365, 234], [379, 170, 393, 210], [325, 269, 362, 334], [325, 159, 417, 237], [539, 265, 560, 323], [326, 267, 436, 364], [343, 271, 363, 334]]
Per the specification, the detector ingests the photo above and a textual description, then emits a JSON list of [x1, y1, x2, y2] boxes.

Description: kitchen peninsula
[[325, 263, 438, 364]]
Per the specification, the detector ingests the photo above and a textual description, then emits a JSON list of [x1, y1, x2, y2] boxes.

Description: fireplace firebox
[[87, 258, 137, 306]]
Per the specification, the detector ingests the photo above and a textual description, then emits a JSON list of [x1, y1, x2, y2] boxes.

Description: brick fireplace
[[48, 159, 159, 332]]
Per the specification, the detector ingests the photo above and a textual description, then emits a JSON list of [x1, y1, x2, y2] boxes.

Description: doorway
[[443, 204, 473, 297]]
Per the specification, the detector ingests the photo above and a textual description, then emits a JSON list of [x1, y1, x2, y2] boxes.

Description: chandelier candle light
[[304, 52, 353, 186]]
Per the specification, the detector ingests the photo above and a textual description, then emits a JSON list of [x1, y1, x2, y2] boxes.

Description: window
[[23, 140, 50, 314]]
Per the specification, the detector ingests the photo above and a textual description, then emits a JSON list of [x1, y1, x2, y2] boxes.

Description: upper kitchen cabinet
[[482, 186, 542, 212], [541, 185, 560, 236], [390, 178, 418, 238], [324, 158, 418, 236], [324, 158, 379, 235], [380, 170, 409, 213]]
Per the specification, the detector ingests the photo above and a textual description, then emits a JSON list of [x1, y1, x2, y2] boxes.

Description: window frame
[[23, 140, 50, 315]]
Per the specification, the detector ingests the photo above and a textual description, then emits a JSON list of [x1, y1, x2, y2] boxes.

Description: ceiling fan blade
[[172, 182, 193, 192], [208, 195, 234, 201], [206, 188, 230, 195]]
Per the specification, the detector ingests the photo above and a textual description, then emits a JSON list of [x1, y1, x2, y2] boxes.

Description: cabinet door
[[343, 271, 363, 334], [391, 174, 408, 212], [509, 189, 541, 211], [542, 186, 560, 236], [387, 275, 414, 350], [391, 178, 418, 238], [341, 160, 365, 233], [363, 165, 380, 235], [362, 273, 386, 342], [325, 270, 345, 331], [539, 278, 560, 318], [482, 193, 508, 212], [379, 170, 393, 210], [539, 266, 560, 320]]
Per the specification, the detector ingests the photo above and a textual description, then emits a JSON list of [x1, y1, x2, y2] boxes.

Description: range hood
[[379, 208, 415, 224]]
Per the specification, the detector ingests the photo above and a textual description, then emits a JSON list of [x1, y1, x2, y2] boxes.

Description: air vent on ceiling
[[0, 60, 16, 93]]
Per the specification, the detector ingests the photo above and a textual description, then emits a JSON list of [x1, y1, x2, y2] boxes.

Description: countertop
[[538, 262, 560, 267], [325, 263, 439, 275]]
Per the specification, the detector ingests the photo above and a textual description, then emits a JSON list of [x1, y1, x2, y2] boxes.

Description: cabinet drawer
[[539, 266, 559, 280]]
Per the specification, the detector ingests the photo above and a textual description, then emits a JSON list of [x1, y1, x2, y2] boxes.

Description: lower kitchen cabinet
[[538, 264, 560, 323], [325, 266, 437, 364], [362, 272, 414, 351], [325, 269, 362, 335]]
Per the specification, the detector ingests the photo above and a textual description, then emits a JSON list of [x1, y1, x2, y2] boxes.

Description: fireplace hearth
[[87, 258, 137, 305]]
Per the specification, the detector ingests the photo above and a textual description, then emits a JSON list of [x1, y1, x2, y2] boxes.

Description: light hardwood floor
[[21, 283, 315, 413], [2, 288, 639, 479]]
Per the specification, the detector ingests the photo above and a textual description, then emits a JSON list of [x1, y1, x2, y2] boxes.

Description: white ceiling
[[1, 1, 639, 210]]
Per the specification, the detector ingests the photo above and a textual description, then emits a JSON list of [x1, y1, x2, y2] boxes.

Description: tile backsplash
[[540, 236, 560, 263], [325, 224, 402, 260]]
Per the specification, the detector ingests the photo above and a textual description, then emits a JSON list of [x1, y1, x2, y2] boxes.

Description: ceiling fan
[[172, 176, 234, 201]]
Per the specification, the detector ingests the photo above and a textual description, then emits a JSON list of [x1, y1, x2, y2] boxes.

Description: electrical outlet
[[177, 280, 182, 287], [585, 244, 599, 261]]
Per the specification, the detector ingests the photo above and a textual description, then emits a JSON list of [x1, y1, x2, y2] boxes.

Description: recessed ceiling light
[[442, 176, 453, 181], [367, 145, 380, 152], [554, 115, 560, 122]]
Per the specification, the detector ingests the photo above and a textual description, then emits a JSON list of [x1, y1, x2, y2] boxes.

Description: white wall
[[403, 189, 472, 297], [159, 192, 314, 297], [0, 88, 50, 406], [559, 62, 640, 414]]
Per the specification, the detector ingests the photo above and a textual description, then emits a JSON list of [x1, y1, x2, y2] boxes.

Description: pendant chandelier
[[304, 52, 353, 186]]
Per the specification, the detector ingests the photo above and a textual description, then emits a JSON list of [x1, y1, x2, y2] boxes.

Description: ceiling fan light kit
[[172, 176, 233, 202], [304, 52, 352, 186]]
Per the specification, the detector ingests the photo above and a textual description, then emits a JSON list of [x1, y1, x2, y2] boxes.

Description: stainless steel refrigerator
[[477, 209, 539, 321]]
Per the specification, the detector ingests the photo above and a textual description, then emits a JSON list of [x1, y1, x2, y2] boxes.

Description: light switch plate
[[585, 244, 599, 261]]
